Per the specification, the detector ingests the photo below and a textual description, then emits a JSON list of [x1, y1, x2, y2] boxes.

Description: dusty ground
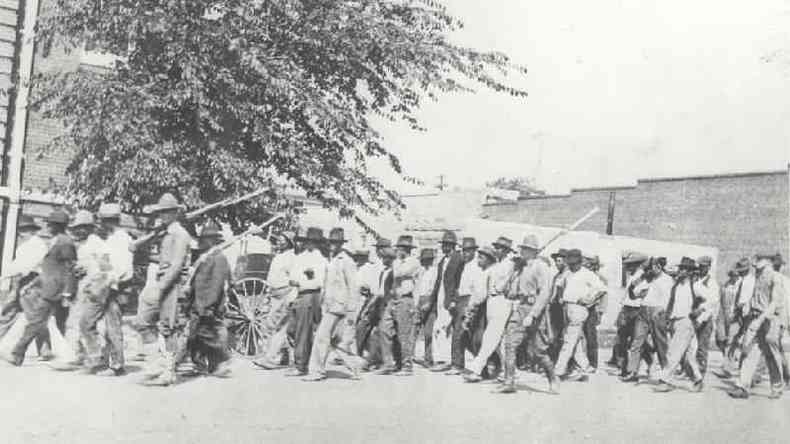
[[1, 351, 789, 444]]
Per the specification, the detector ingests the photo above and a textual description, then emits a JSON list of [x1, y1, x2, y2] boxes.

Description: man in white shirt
[[253, 231, 298, 370], [606, 253, 648, 373], [285, 227, 328, 376], [464, 237, 515, 383], [622, 257, 673, 382], [0, 215, 50, 357], [451, 237, 483, 374], [553, 249, 606, 381], [377, 235, 421, 376], [414, 248, 437, 366], [90, 203, 134, 376], [654, 257, 704, 393], [685, 255, 719, 378]]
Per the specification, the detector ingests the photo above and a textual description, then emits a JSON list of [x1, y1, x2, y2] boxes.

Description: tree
[[31, 0, 527, 231], [486, 176, 545, 198]]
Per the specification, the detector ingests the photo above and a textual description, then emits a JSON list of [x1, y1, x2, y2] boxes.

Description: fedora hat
[[734, 257, 751, 272], [97, 203, 122, 219], [375, 238, 392, 248], [678, 256, 697, 270], [146, 193, 184, 213], [46, 209, 69, 225], [461, 237, 478, 250], [623, 252, 648, 265], [420, 248, 436, 261], [478, 246, 497, 262], [565, 249, 583, 264], [69, 210, 95, 228], [352, 249, 370, 259], [18, 215, 41, 231], [492, 236, 513, 251], [551, 248, 569, 259], [328, 227, 347, 244], [298, 227, 324, 242], [440, 231, 458, 245], [519, 234, 540, 250], [395, 235, 415, 249]]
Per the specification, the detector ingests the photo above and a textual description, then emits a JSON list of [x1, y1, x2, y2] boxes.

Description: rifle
[[183, 214, 284, 293], [130, 187, 271, 252], [538, 207, 600, 254]]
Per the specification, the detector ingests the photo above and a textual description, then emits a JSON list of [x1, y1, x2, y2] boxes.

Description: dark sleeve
[[194, 256, 229, 314], [443, 254, 464, 306]]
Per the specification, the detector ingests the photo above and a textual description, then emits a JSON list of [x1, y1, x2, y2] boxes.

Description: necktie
[[432, 256, 447, 299], [666, 280, 678, 316]]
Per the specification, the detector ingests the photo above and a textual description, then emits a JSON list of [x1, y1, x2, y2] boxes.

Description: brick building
[[481, 170, 790, 283]]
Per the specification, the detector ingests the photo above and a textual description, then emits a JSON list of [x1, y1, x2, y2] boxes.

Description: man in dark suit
[[3, 210, 77, 367], [423, 230, 464, 373]]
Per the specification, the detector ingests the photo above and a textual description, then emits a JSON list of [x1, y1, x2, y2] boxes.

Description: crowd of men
[[0, 192, 787, 400]]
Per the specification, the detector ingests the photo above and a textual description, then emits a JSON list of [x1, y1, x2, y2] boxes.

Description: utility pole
[[437, 175, 447, 191], [606, 191, 616, 235]]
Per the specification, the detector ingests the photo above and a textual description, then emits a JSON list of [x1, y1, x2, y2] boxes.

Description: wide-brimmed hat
[[440, 231, 458, 245], [623, 252, 648, 265], [328, 227, 347, 244], [375, 238, 392, 248], [352, 249, 370, 259], [18, 215, 41, 231], [566, 249, 583, 264], [697, 256, 712, 267], [678, 257, 697, 270], [492, 236, 513, 251], [773, 253, 785, 265], [395, 235, 415, 249], [146, 193, 184, 213], [461, 237, 478, 250], [519, 234, 540, 250], [734, 257, 751, 272], [551, 248, 569, 259], [478, 246, 497, 262], [46, 210, 69, 225], [727, 269, 737, 278], [420, 248, 436, 261], [97, 203, 122, 219], [297, 227, 324, 242], [69, 210, 95, 228]]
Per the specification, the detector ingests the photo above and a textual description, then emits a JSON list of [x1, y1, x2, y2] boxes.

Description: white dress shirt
[[267, 249, 296, 290], [694, 273, 720, 323], [669, 279, 695, 319], [292, 249, 327, 292], [458, 260, 484, 300], [562, 267, 606, 304], [105, 228, 134, 286], [3, 235, 48, 277], [642, 272, 674, 308]]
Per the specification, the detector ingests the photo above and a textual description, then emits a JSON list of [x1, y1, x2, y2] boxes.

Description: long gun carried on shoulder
[[130, 188, 271, 252]]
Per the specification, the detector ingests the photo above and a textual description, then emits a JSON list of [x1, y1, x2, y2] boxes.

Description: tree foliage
[[486, 176, 545, 197], [32, 0, 527, 230]]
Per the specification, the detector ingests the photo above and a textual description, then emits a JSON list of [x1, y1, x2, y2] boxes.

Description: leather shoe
[[445, 367, 463, 376], [463, 373, 483, 383], [492, 385, 517, 394], [302, 373, 327, 382], [95, 367, 126, 377], [728, 387, 749, 399], [653, 381, 675, 393], [252, 359, 284, 370], [285, 368, 307, 377], [393, 367, 414, 377], [690, 379, 704, 393], [374, 366, 397, 375], [430, 363, 452, 373], [620, 373, 639, 383]]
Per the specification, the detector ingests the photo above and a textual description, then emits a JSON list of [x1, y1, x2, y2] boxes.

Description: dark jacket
[[39, 234, 77, 301], [427, 251, 464, 312], [192, 250, 231, 316]]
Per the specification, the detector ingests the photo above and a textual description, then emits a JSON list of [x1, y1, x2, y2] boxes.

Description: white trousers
[[467, 296, 511, 375]]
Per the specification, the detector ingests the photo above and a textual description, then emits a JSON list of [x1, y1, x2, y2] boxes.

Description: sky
[[370, 0, 790, 194]]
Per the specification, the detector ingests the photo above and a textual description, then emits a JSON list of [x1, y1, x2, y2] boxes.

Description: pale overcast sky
[[371, 0, 790, 194]]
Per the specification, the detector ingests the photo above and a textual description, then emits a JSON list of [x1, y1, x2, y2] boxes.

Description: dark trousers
[[450, 296, 471, 369], [11, 288, 59, 365], [355, 296, 383, 358], [503, 302, 555, 387], [548, 302, 565, 363], [609, 306, 641, 368], [381, 297, 416, 369], [583, 307, 601, 369], [81, 292, 124, 370], [683, 319, 713, 378], [627, 306, 668, 374], [287, 291, 320, 373], [189, 315, 231, 372]]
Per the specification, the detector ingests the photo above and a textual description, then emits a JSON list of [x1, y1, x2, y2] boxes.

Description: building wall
[[481, 170, 789, 283]]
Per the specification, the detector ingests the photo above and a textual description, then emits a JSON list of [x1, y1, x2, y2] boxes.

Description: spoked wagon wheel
[[226, 277, 273, 358]]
